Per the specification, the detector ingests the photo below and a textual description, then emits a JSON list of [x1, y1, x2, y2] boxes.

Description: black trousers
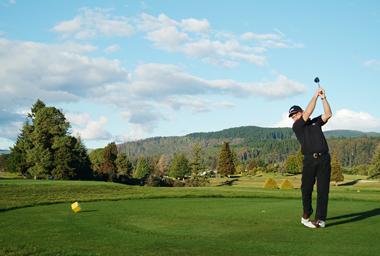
[[301, 153, 331, 221]]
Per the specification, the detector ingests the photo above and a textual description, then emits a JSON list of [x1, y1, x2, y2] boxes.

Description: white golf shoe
[[301, 217, 317, 228], [314, 220, 326, 228]]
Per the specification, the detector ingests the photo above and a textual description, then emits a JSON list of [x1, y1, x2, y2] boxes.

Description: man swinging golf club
[[288, 78, 332, 228]]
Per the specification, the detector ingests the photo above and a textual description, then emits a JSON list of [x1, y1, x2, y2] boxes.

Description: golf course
[[1, 175, 380, 256]]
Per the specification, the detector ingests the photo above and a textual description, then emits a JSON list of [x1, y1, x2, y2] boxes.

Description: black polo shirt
[[292, 115, 329, 155]]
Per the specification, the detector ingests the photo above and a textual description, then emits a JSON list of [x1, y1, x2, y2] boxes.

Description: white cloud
[[274, 112, 293, 128], [0, 38, 129, 110], [52, 8, 134, 39], [324, 109, 380, 132], [51, 9, 302, 68], [125, 63, 306, 101], [136, 13, 301, 67], [67, 113, 112, 140], [104, 44, 120, 53], [180, 18, 210, 33], [0, 36, 306, 143], [0, 121, 23, 141], [53, 17, 82, 34], [146, 26, 189, 50], [274, 108, 380, 132], [241, 32, 281, 41]]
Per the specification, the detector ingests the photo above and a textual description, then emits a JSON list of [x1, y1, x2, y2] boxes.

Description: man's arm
[[320, 89, 332, 122], [302, 89, 320, 121]]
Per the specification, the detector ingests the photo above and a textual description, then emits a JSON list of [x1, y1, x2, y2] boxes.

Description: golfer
[[288, 87, 332, 228]]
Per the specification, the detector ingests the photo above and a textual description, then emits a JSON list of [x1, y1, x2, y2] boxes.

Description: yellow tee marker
[[71, 202, 81, 213], [280, 179, 294, 189], [263, 178, 278, 189]]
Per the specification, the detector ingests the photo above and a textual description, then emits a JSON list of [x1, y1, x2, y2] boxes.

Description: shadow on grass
[[338, 179, 361, 186], [217, 179, 239, 186], [78, 209, 97, 213], [327, 208, 380, 227]]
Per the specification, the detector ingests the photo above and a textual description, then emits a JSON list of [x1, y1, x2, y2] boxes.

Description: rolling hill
[[117, 126, 380, 165]]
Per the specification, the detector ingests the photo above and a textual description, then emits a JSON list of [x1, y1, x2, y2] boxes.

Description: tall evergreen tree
[[156, 154, 170, 176], [169, 153, 191, 179], [28, 99, 46, 119], [8, 120, 33, 175], [72, 137, 93, 179], [217, 142, 236, 176], [133, 157, 151, 179], [369, 143, 380, 178], [89, 148, 104, 176], [8, 100, 92, 180], [100, 142, 118, 180], [191, 144, 206, 175], [330, 153, 344, 185], [115, 153, 133, 177]]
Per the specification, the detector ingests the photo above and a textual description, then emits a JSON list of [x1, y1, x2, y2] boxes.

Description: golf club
[[314, 77, 320, 88]]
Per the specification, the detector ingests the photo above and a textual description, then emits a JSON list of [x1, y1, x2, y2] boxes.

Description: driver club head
[[314, 77, 320, 88]]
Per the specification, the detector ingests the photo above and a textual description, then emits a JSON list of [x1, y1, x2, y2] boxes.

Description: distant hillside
[[325, 130, 380, 138], [118, 126, 380, 166], [0, 150, 10, 155]]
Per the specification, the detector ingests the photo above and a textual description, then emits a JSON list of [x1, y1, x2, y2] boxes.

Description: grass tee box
[[1, 198, 380, 256], [1, 178, 380, 255]]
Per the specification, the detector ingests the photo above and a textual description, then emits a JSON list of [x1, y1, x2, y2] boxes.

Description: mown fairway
[[1, 177, 380, 256]]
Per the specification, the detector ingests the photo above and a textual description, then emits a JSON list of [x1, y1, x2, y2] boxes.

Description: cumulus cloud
[[137, 13, 269, 66], [86, 63, 306, 134], [274, 108, 380, 132], [0, 121, 23, 141], [67, 112, 112, 140], [0, 36, 306, 143], [274, 112, 293, 128], [324, 109, 380, 132], [146, 26, 189, 50], [52, 8, 134, 39], [128, 63, 306, 100], [0, 38, 129, 110], [180, 18, 210, 33], [104, 44, 120, 53], [51, 9, 302, 68]]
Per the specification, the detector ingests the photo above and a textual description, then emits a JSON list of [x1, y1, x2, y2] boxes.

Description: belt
[[304, 152, 328, 159]]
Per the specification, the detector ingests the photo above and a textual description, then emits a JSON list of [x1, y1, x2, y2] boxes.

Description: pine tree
[[169, 153, 191, 179], [133, 157, 151, 179], [156, 154, 170, 176], [115, 153, 133, 177], [89, 148, 104, 176], [369, 143, 380, 178], [191, 144, 206, 175], [8, 120, 33, 175], [51, 136, 76, 179], [330, 153, 344, 185], [217, 142, 236, 176], [8, 100, 92, 180], [72, 137, 93, 180], [100, 142, 118, 180]]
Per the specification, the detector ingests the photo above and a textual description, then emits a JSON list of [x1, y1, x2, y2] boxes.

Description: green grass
[[1, 198, 380, 256], [1, 178, 380, 255]]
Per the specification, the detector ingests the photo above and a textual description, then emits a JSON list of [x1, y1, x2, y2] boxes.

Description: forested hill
[[118, 126, 380, 166], [0, 150, 10, 155]]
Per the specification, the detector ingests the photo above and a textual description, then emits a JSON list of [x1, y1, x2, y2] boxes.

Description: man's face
[[290, 111, 302, 122]]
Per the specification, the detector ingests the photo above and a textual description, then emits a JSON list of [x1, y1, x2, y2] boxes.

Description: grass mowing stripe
[[1, 198, 379, 256], [1, 180, 380, 211]]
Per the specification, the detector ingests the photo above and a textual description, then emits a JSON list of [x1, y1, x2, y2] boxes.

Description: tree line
[[2, 100, 380, 185]]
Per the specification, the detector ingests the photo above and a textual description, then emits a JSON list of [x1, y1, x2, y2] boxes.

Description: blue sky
[[1, 0, 380, 149]]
